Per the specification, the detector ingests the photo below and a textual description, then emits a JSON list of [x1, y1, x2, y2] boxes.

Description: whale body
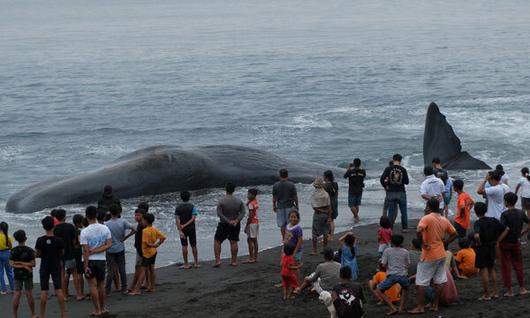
[[6, 145, 343, 214], [423, 102, 491, 170]]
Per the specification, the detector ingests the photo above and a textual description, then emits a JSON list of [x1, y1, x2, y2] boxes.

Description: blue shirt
[[104, 218, 133, 253]]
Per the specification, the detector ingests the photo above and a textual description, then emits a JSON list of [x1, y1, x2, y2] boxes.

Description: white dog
[[319, 291, 338, 318]]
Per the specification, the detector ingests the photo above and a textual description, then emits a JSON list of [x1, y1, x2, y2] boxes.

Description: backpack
[[388, 166, 403, 186], [333, 285, 364, 318]]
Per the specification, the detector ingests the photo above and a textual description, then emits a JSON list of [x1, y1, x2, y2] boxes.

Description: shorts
[[348, 193, 362, 208], [135, 253, 144, 267], [453, 222, 467, 238], [522, 197, 530, 210], [180, 226, 197, 247], [475, 245, 496, 269], [245, 223, 259, 239], [378, 274, 410, 291], [312, 212, 330, 238], [39, 268, 61, 291], [294, 250, 303, 263], [88, 260, 106, 282], [142, 254, 157, 267], [14, 277, 34, 291], [281, 274, 299, 288], [416, 258, 447, 287], [276, 207, 295, 228], [214, 222, 241, 242], [443, 194, 451, 206], [64, 258, 77, 273]]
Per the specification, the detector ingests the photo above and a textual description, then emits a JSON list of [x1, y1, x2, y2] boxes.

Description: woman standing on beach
[[515, 167, 530, 217], [310, 177, 332, 255], [0, 222, 15, 294], [323, 170, 339, 240]]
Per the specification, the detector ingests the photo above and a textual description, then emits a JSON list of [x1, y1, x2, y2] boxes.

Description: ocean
[[1, 0, 529, 272]]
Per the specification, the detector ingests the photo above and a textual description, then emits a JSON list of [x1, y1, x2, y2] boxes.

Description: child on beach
[[175, 191, 200, 269], [368, 263, 401, 306], [454, 238, 478, 279], [129, 208, 147, 293], [134, 213, 166, 294], [244, 188, 259, 264], [72, 214, 85, 300], [453, 179, 474, 238], [473, 202, 507, 300], [281, 243, 301, 300], [338, 232, 358, 281], [35, 216, 66, 318], [375, 234, 410, 315], [10, 230, 36, 318], [378, 216, 392, 257], [285, 210, 303, 282]]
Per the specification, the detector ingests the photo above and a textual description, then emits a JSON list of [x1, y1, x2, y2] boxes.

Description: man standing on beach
[[432, 158, 452, 217], [409, 198, 457, 314], [380, 154, 409, 232], [273, 169, 298, 240], [344, 158, 366, 223], [214, 183, 246, 267], [477, 172, 510, 220], [420, 166, 445, 213]]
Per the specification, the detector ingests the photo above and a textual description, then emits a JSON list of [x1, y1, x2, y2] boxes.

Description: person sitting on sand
[[473, 202, 507, 301], [409, 198, 457, 314], [213, 183, 246, 267], [281, 243, 301, 300], [175, 191, 200, 269], [273, 169, 299, 240], [338, 232, 358, 281], [368, 263, 401, 307], [332, 266, 365, 318], [453, 179, 474, 238], [344, 158, 366, 223], [454, 238, 478, 279], [295, 247, 340, 295], [243, 188, 259, 264], [374, 234, 410, 315], [498, 192, 529, 297], [10, 230, 37, 318], [378, 216, 392, 257], [311, 177, 332, 255], [323, 170, 339, 240]]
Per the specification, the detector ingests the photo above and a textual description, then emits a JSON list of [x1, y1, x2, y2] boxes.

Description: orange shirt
[[372, 271, 400, 302], [417, 213, 456, 262], [454, 192, 474, 229], [142, 226, 166, 259], [455, 248, 478, 277]]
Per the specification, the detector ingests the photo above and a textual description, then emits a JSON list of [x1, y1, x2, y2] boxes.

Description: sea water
[[1, 0, 529, 273]]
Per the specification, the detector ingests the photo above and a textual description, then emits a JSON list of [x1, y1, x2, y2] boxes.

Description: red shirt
[[378, 227, 392, 244], [247, 199, 259, 224], [281, 254, 296, 276]]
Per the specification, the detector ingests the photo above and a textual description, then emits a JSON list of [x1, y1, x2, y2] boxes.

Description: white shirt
[[485, 183, 510, 220], [80, 223, 112, 261], [420, 175, 446, 209], [518, 177, 530, 198], [501, 174, 509, 186]]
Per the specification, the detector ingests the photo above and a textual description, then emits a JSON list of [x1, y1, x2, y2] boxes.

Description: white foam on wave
[[292, 114, 332, 129], [453, 94, 530, 106], [83, 144, 133, 157], [0, 145, 26, 162]]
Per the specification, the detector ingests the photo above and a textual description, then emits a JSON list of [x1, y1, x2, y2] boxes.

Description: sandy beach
[[3, 216, 530, 318]]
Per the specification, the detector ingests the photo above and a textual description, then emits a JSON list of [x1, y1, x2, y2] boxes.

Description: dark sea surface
[[1, 0, 529, 272]]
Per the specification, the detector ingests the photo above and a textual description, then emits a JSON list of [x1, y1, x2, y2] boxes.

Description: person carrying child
[[175, 191, 200, 269], [281, 243, 301, 300], [244, 188, 259, 264], [375, 234, 410, 315], [10, 230, 37, 318]]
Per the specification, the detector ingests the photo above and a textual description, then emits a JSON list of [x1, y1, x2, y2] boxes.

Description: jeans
[[387, 191, 408, 229], [0, 250, 14, 292], [499, 241, 524, 290], [105, 250, 127, 293]]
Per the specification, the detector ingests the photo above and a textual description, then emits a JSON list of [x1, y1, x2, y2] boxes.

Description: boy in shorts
[[244, 188, 259, 264], [10, 230, 36, 318], [129, 208, 147, 294], [137, 213, 166, 293], [175, 191, 200, 269], [35, 216, 66, 318], [473, 202, 508, 300]]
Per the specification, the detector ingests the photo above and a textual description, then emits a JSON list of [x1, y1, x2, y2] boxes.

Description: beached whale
[[6, 145, 343, 214], [423, 102, 491, 170]]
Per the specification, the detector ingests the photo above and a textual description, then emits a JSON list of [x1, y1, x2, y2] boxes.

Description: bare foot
[[504, 292, 514, 297], [520, 288, 529, 295], [193, 264, 201, 269], [180, 264, 191, 269], [213, 262, 221, 268], [408, 307, 425, 314]]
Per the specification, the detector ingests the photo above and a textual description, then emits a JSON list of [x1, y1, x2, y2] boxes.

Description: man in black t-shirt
[[499, 192, 529, 296], [129, 207, 147, 292], [332, 266, 365, 318], [36, 216, 66, 318], [344, 158, 366, 223], [380, 154, 410, 232], [9, 230, 36, 318], [53, 209, 79, 299], [175, 191, 199, 269], [473, 202, 508, 301]]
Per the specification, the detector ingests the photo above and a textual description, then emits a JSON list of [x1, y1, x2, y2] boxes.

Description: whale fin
[[423, 102, 491, 170]]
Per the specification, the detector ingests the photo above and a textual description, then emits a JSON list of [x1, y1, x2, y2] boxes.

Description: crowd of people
[[1, 156, 530, 317]]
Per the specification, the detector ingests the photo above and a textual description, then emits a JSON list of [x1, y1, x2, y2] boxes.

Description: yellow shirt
[[0, 234, 14, 250], [142, 226, 166, 259]]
